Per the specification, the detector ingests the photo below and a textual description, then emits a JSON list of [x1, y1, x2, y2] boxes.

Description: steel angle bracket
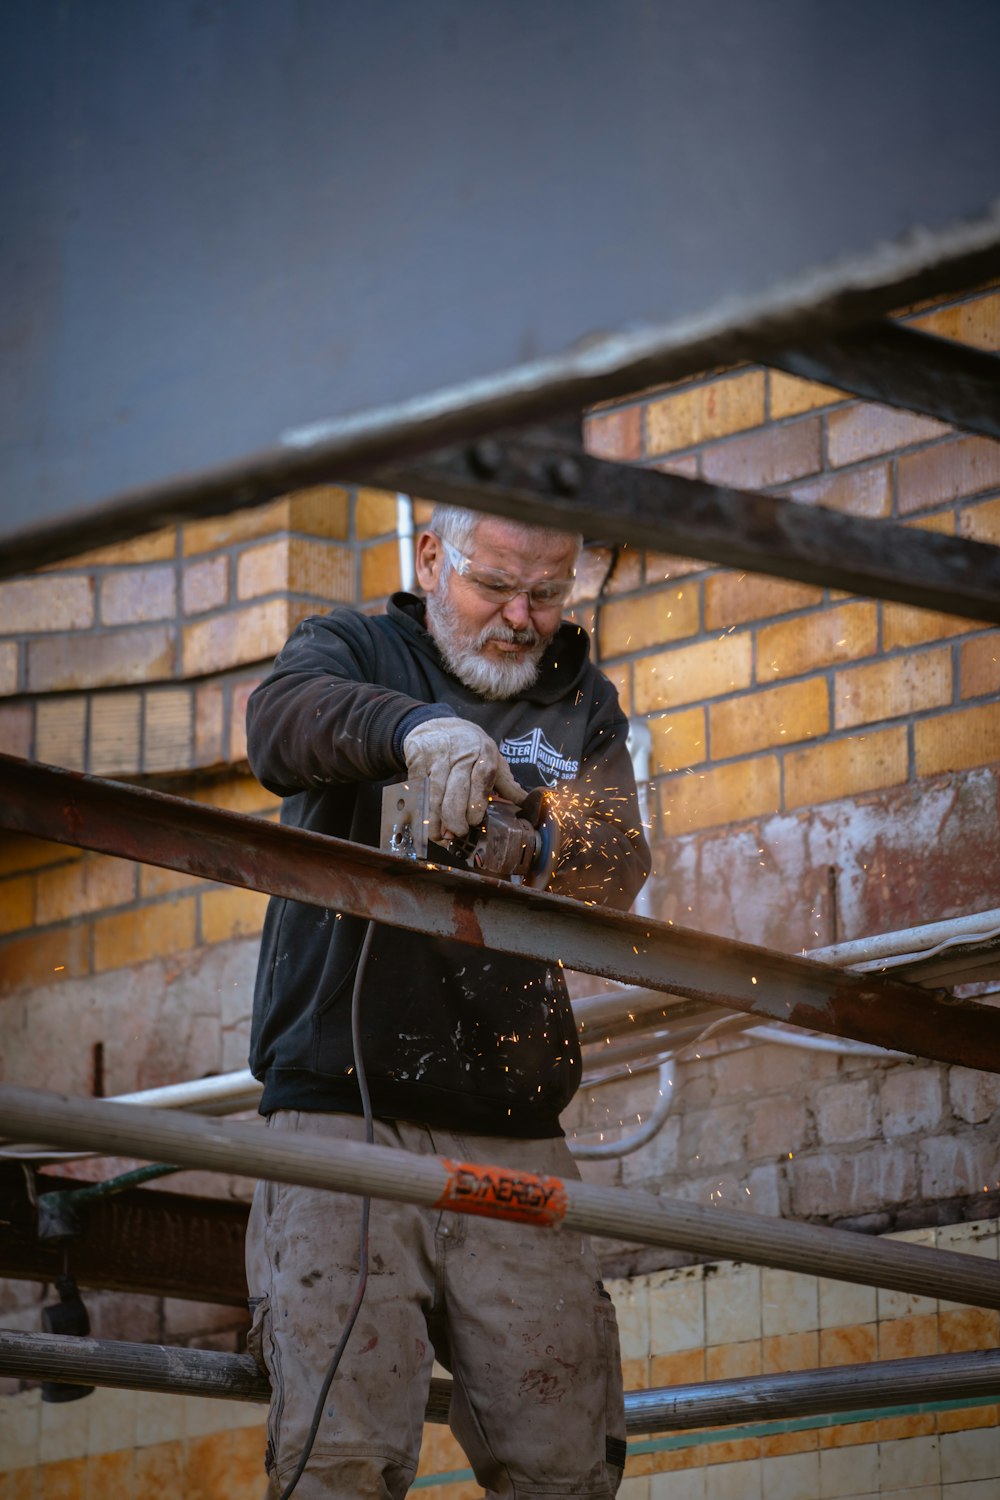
[[3, 754, 1000, 1072]]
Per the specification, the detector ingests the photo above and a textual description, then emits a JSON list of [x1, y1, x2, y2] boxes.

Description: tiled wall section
[[0, 485, 424, 778], [2, 1220, 996, 1498]]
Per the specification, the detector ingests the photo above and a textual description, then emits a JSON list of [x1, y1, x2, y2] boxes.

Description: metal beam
[[371, 436, 1000, 622], [0, 1165, 247, 1306], [3, 1331, 999, 1436], [771, 319, 1000, 439], [3, 1086, 1000, 1310], [3, 756, 1000, 1071]]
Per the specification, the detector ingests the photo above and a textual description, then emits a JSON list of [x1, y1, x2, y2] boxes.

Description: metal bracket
[[380, 780, 430, 861]]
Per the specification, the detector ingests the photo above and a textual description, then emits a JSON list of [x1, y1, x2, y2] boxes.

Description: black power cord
[[278, 918, 377, 1500]]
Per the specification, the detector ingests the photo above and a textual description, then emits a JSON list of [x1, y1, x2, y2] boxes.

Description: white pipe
[[397, 492, 415, 592], [571, 1062, 674, 1159]]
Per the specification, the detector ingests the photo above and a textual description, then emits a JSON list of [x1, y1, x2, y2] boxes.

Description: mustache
[[477, 623, 541, 648]]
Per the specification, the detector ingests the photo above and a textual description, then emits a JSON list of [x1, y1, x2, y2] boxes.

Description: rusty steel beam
[[2, 754, 1000, 1071], [0, 1165, 247, 1306], [370, 437, 1000, 622], [770, 319, 1000, 440], [4, 1331, 1000, 1435]]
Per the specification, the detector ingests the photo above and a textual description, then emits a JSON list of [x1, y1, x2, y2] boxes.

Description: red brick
[[914, 701, 1000, 776], [757, 602, 877, 681], [183, 554, 229, 614], [634, 633, 752, 713], [28, 626, 176, 692], [35, 697, 87, 769], [784, 727, 908, 810], [0, 576, 94, 634], [833, 648, 952, 729], [599, 583, 699, 657], [645, 371, 765, 455], [659, 755, 780, 834], [783, 463, 890, 518], [0, 702, 32, 758], [705, 572, 823, 630], [897, 435, 1000, 513], [648, 707, 706, 773], [700, 418, 822, 490], [827, 404, 949, 467], [584, 405, 643, 462], [100, 565, 176, 625], [711, 678, 828, 758]]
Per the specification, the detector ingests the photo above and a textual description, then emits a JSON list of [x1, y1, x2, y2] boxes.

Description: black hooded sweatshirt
[[246, 593, 650, 1138]]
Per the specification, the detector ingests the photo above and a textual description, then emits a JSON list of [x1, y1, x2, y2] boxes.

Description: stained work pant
[[245, 1113, 626, 1499]]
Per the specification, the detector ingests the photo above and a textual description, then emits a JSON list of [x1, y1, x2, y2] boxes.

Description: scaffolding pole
[[3, 1332, 998, 1436], [2, 1085, 1000, 1310]]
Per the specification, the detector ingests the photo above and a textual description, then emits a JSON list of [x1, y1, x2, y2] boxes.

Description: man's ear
[[414, 531, 442, 593]]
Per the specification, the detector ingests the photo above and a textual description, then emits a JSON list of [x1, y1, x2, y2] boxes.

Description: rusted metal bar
[[3, 1085, 1000, 1310], [371, 436, 1000, 622], [3, 1330, 999, 1434], [770, 319, 1000, 440], [2, 755, 999, 1071], [0, 1165, 247, 1306]]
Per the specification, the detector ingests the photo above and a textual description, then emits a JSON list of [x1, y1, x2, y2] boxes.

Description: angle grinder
[[380, 779, 560, 889]]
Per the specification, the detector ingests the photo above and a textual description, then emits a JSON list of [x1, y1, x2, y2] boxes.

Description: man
[[245, 504, 650, 1498]]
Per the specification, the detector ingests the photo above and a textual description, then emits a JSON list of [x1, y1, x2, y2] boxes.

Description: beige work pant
[[245, 1112, 625, 1499]]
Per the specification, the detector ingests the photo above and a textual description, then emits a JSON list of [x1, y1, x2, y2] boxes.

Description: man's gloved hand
[[403, 717, 525, 841]]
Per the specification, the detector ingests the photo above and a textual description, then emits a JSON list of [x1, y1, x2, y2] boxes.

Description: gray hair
[[428, 505, 583, 575]]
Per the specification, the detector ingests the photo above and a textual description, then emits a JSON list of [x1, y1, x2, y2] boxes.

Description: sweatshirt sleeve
[[545, 679, 651, 912], [245, 612, 451, 796]]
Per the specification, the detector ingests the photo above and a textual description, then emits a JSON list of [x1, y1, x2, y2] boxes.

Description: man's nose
[[501, 591, 533, 629]]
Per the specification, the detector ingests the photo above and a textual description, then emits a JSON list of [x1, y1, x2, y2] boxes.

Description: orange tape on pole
[[435, 1160, 568, 1225]]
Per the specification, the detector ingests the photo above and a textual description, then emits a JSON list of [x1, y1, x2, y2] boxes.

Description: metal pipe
[[3, 756, 999, 1072], [2, 1084, 1000, 1309], [3, 1331, 998, 1436]]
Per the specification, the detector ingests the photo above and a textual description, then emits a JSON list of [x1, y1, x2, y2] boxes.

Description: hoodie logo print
[[500, 728, 579, 787]]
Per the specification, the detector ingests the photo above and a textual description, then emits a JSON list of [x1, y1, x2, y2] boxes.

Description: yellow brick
[[757, 602, 878, 681], [643, 551, 708, 583], [882, 602, 980, 650], [46, 524, 177, 569], [182, 497, 293, 556], [960, 495, 1000, 545], [661, 755, 780, 834], [914, 702, 1000, 777], [190, 774, 281, 815], [785, 463, 891, 519], [645, 370, 765, 455], [710, 678, 829, 758], [910, 291, 1000, 350], [89, 692, 142, 777], [705, 572, 823, 630], [784, 728, 908, 810], [634, 634, 752, 714], [834, 649, 952, 729], [769, 370, 847, 418], [0, 641, 18, 696], [0, 576, 94, 634], [286, 485, 350, 539], [0, 836, 79, 879], [904, 510, 955, 534], [237, 538, 290, 599], [599, 583, 699, 658], [140, 864, 203, 899], [144, 689, 194, 773], [648, 707, 706, 773], [960, 635, 1000, 699], [411, 498, 435, 527], [93, 897, 197, 972], [28, 625, 176, 694], [355, 487, 400, 539], [361, 539, 402, 601], [201, 885, 270, 944], [289, 539, 355, 603], [35, 697, 88, 770], [0, 924, 91, 994], [36, 852, 137, 925], [182, 599, 296, 676], [603, 662, 632, 718], [827, 404, 948, 467], [0, 874, 34, 935]]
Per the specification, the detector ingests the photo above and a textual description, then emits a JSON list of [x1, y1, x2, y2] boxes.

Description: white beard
[[425, 589, 551, 701]]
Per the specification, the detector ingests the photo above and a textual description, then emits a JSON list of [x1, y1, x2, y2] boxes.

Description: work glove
[[402, 717, 525, 841]]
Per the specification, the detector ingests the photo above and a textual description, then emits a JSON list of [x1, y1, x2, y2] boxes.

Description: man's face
[[416, 518, 577, 700]]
